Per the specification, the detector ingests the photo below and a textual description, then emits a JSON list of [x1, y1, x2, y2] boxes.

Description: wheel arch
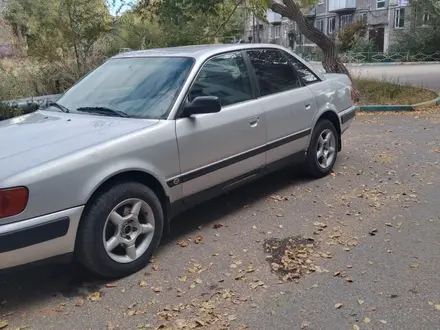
[[80, 170, 172, 236], [313, 110, 342, 152]]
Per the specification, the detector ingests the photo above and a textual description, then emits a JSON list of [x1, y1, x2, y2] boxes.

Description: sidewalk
[[308, 60, 440, 67]]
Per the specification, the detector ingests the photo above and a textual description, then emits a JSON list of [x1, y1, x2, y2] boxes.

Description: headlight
[[0, 187, 29, 218]]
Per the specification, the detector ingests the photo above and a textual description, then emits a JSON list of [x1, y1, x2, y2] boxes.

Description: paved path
[[1, 110, 439, 329], [312, 63, 440, 91]]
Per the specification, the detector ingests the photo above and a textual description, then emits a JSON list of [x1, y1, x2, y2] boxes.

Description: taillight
[[0, 187, 29, 218]]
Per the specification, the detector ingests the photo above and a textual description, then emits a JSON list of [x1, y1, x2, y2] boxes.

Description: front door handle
[[305, 104, 311, 110], [249, 116, 259, 127]]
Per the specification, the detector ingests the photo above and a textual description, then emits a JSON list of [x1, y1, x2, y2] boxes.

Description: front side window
[[246, 49, 302, 96], [188, 52, 253, 107], [57, 57, 194, 119], [395, 8, 405, 28]]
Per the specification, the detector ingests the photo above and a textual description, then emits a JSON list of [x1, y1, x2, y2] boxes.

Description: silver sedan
[[0, 43, 356, 277]]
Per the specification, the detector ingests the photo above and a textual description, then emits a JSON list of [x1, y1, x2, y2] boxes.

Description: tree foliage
[[6, 0, 112, 70]]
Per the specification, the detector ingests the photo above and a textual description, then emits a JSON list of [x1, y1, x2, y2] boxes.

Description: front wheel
[[304, 119, 339, 178], [75, 182, 164, 278]]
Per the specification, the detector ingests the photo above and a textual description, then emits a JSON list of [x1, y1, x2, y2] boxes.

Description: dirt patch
[[263, 236, 330, 282]]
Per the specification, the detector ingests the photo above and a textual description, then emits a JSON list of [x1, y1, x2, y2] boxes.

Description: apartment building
[[243, 0, 430, 53]]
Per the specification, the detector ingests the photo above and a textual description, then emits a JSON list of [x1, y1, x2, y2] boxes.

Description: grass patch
[[355, 78, 438, 105]]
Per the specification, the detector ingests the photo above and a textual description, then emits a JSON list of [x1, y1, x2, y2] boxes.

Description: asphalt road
[[312, 63, 440, 91], [1, 110, 439, 330]]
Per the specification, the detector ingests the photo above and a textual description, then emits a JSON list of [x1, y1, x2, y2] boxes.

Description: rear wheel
[[304, 119, 339, 178], [75, 182, 164, 278]]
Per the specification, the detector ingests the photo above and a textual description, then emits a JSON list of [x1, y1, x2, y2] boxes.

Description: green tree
[[6, 0, 112, 72], [137, 0, 353, 78]]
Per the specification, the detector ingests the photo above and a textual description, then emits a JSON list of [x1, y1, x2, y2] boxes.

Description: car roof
[[112, 43, 290, 61]]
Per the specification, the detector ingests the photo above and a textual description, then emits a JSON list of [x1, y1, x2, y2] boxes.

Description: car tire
[[75, 182, 164, 278], [303, 119, 339, 178]]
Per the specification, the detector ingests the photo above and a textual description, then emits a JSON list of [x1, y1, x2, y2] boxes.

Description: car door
[[174, 51, 266, 198], [245, 48, 317, 165]]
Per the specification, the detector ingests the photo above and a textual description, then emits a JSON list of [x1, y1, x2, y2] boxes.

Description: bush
[[0, 102, 22, 121]]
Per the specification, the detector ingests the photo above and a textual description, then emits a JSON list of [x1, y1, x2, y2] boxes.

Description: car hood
[[0, 110, 159, 180]]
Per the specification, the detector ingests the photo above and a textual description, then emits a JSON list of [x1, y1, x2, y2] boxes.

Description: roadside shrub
[[0, 102, 22, 121]]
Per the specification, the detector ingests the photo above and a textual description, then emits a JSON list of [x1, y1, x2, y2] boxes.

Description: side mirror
[[182, 96, 221, 117]]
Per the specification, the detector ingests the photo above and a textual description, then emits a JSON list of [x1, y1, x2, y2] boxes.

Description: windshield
[[56, 57, 194, 119]]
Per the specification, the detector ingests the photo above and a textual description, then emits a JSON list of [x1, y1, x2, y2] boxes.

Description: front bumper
[[0, 206, 84, 270], [339, 105, 357, 134]]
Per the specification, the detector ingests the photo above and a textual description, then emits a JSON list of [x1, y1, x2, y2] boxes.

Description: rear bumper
[[0, 206, 84, 270], [339, 105, 357, 134]]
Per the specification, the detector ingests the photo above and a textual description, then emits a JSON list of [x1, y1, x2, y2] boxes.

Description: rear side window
[[246, 49, 302, 96], [282, 51, 321, 85], [188, 51, 253, 107]]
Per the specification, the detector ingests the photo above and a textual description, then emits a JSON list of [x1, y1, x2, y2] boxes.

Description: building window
[[416, 9, 430, 26], [377, 0, 386, 9], [395, 8, 405, 28], [340, 14, 353, 30], [315, 19, 324, 32], [327, 17, 336, 34], [274, 25, 281, 38]]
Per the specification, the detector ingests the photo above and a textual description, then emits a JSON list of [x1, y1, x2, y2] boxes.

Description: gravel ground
[[1, 110, 440, 330]]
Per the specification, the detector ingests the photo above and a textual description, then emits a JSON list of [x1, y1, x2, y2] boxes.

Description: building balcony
[[266, 10, 282, 24], [328, 0, 356, 12]]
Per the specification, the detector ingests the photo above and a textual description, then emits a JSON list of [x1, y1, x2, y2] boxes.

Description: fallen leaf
[[0, 321, 8, 329], [410, 263, 419, 269], [385, 223, 392, 227], [428, 301, 434, 306], [357, 299, 365, 305], [335, 303, 344, 309], [194, 278, 202, 284], [194, 235, 203, 244], [139, 280, 147, 287], [152, 286, 162, 293], [227, 315, 237, 321], [152, 264, 159, 271], [106, 283, 117, 288], [364, 317, 371, 324], [75, 299, 85, 307], [352, 324, 360, 330], [86, 292, 101, 302], [435, 304, 440, 311], [379, 320, 387, 324], [178, 241, 187, 247], [369, 229, 378, 236], [343, 247, 351, 251], [213, 223, 223, 229], [300, 320, 310, 329], [346, 276, 354, 282]]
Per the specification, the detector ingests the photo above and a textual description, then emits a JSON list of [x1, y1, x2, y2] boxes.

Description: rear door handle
[[305, 104, 311, 110], [249, 116, 259, 127]]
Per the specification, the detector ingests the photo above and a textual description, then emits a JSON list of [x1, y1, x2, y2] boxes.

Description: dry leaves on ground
[[264, 236, 328, 282]]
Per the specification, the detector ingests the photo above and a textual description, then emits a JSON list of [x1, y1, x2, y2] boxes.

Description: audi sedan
[[0, 43, 356, 277]]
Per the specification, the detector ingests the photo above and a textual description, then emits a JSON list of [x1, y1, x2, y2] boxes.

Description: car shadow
[[0, 166, 314, 313]]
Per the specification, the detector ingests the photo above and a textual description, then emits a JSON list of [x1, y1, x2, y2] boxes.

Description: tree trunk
[[270, 0, 349, 75], [269, 0, 360, 100]]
